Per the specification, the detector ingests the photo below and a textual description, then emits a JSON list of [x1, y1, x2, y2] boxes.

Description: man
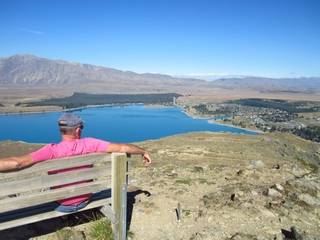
[[0, 113, 151, 212]]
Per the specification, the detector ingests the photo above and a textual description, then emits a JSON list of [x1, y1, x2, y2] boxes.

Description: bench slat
[[0, 179, 110, 213], [0, 198, 111, 231], [0, 153, 111, 181], [0, 165, 113, 197]]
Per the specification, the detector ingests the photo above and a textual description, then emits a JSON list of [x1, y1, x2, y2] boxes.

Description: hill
[[212, 76, 320, 93], [0, 54, 207, 93], [2, 54, 320, 94], [0, 132, 319, 239]]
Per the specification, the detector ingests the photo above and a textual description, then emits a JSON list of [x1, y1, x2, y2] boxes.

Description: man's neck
[[61, 135, 80, 141]]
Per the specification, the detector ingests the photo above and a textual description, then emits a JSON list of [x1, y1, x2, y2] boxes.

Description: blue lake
[[0, 105, 257, 143]]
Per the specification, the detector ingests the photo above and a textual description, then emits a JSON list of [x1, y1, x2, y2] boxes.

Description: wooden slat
[[0, 198, 111, 231], [0, 180, 110, 213], [0, 166, 113, 197], [0, 153, 111, 181]]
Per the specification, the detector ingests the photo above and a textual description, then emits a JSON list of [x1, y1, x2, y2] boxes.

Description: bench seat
[[0, 153, 128, 240]]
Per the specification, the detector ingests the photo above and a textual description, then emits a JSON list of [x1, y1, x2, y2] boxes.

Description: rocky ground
[[0, 132, 320, 239]]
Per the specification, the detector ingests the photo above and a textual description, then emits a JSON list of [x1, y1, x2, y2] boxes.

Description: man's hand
[[107, 143, 152, 166], [142, 152, 152, 166]]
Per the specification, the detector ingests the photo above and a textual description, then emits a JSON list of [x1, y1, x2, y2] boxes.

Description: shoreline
[[0, 103, 262, 134], [0, 103, 152, 116], [208, 119, 264, 134], [180, 108, 263, 134]]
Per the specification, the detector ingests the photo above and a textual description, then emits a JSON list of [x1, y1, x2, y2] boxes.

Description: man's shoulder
[[81, 137, 102, 142], [81, 137, 110, 145]]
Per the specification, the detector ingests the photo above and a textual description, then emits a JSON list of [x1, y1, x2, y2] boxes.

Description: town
[[183, 99, 320, 142]]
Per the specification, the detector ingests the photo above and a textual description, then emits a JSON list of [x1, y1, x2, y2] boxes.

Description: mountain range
[[0, 54, 319, 94], [0, 55, 206, 92]]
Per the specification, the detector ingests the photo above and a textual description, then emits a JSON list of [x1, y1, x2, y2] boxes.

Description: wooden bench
[[0, 152, 129, 240]]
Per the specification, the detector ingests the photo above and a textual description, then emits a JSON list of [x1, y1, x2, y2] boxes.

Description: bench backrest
[[0, 153, 117, 214]]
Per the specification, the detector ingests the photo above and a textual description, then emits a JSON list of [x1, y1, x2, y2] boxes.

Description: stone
[[251, 190, 258, 196], [281, 226, 303, 240], [193, 166, 204, 173], [274, 184, 284, 192], [298, 193, 320, 207], [237, 191, 244, 197], [249, 160, 265, 169], [267, 188, 282, 198], [272, 164, 280, 169]]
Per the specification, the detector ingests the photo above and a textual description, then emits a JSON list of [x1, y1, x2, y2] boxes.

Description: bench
[[0, 152, 129, 240]]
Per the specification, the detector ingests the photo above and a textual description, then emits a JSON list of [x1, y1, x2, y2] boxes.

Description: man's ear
[[75, 127, 81, 136]]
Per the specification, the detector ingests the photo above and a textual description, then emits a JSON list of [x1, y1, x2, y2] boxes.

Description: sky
[[0, 0, 319, 77]]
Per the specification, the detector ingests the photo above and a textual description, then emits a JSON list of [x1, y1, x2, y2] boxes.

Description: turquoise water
[[0, 105, 256, 143]]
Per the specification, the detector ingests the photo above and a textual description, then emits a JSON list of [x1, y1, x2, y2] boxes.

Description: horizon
[[0, 0, 319, 78], [2, 53, 320, 80]]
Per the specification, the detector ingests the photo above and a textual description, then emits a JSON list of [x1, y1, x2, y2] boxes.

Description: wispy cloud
[[18, 27, 45, 35]]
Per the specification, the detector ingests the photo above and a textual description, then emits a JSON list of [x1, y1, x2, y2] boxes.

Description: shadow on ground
[[0, 189, 151, 240]]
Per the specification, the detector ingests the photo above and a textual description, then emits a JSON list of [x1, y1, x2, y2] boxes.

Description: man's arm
[[0, 155, 34, 172], [106, 143, 151, 166]]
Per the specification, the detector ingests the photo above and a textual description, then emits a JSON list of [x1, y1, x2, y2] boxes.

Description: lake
[[0, 105, 257, 143]]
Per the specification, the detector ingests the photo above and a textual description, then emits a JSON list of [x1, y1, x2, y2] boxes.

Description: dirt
[[0, 132, 320, 239]]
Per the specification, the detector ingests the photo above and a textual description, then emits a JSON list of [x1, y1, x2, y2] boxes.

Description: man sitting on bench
[[0, 113, 151, 212]]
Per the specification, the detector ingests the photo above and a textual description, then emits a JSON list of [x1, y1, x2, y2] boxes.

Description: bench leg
[[112, 153, 128, 240], [121, 184, 127, 240]]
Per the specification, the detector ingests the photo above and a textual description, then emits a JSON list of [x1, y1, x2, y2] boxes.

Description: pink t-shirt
[[30, 137, 110, 206]]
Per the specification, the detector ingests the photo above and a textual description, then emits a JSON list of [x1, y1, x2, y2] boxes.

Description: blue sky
[[0, 0, 319, 77]]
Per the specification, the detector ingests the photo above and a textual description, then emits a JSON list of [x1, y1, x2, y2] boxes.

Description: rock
[[249, 160, 265, 169], [251, 190, 258, 196], [292, 166, 310, 178], [193, 166, 204, 173], [272, 164, 280, 169], [281, 226, 303, 240], [230, 193, 236, 201], [274, 184, 284, 192], [267, 188, 282, 198], [298, 193, 320, 207], [237, 191, 244, 197]]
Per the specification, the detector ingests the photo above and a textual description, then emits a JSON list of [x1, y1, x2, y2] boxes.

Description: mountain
[[0, 54, 207, 93], [1, 54, 319, 94], [211, 76, 320, 93]]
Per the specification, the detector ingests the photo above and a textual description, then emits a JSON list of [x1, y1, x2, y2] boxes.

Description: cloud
[[18, 27, 44, 35]]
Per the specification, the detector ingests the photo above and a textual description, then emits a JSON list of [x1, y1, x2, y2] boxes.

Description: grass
[[89, 218, 114, 240]]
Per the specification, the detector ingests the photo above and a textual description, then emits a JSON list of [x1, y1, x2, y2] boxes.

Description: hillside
[[0, 54, 207, 92], [1, 55, 320, 95], [212, 77, 320, 93], [0, 132, 319, 239]]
